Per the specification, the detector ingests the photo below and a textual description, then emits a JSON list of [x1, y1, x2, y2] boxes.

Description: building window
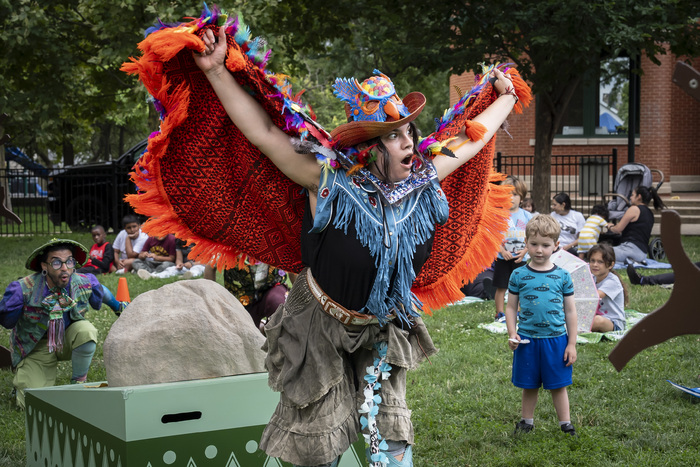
[[557, 57, 640, 137]]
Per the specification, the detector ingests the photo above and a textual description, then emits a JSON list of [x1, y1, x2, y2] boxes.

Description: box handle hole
[[161, 411, 202, 424]]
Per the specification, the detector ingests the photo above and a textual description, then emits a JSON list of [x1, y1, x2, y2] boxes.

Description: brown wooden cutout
[[609, 210, 700, 371], [672, 61, 700, 102], [0, 185, 22, 224]]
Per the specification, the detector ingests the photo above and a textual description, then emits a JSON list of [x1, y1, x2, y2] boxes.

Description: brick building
[[450, 53, 700, 193]]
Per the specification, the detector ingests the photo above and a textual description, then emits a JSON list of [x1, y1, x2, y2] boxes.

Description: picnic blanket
[[613, 258, 672, 270], [476, 309, 648, 344]]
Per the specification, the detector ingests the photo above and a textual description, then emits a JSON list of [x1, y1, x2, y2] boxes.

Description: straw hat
[[25, 238, 88, 272], [330, 70, 425, 149]]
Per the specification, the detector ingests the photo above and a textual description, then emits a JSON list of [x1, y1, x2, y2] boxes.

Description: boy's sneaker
[[137, 269, 152, 280], [495, 312, 506, 322], [513, 420, 534, 435], [116, 268, 125, 274], [560, 423, 577, 437]]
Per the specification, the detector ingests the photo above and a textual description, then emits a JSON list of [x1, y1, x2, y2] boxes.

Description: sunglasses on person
[[48, 258, 77, 270]]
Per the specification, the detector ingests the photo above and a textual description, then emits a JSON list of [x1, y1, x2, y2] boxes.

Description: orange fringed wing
[[412, 74, 531, 313]]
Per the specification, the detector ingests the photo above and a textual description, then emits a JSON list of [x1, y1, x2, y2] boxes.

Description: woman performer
[[191, 25, 519, 467]]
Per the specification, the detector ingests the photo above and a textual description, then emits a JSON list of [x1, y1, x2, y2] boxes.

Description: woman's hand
[[491, 68, 514, 97], [193, 26, 227, 75]]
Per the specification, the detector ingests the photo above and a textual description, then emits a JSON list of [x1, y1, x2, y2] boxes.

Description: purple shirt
[[0, 273, 103, 329]]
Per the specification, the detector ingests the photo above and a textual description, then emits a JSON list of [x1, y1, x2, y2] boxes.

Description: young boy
[[578, 204, 609, 260], [112, 214, 149, 273], [506, 214, 578, 437], [493, 176, 532, 321], [131, 233, 177, 275], [76, 225, 114, 275]]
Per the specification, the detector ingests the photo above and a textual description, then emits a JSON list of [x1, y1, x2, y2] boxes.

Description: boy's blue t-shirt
[[508, 264, 574, 338], [498, 208, 533, 260]]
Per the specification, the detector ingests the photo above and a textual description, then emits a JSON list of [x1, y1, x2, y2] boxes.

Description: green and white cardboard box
[[25, 372, 367, 466]]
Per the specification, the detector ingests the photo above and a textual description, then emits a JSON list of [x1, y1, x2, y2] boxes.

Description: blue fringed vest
[[303, 165, 449, 325]]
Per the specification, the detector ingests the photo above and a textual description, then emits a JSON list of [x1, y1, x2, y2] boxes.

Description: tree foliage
[[248, 0, 700, 209], [1, 0, 698, 190]]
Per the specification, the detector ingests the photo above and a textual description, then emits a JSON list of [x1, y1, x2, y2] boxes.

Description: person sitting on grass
[[76, 225, 114, 275], [113, 214, 149, 274], [578, 204, 609, 260], [131, 233, 176, 276], [588, 244, 627, 332], [0, 239, 107, 408], [506, 214, 578, 437], [137, 238, 206, 280]]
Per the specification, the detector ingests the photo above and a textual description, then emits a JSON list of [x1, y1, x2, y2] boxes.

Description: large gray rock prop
[[103, 279, 266, 387]]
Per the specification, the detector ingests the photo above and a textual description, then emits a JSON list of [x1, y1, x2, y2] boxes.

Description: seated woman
[[608, 186, 666, 265], [550, 192, 585, 255]]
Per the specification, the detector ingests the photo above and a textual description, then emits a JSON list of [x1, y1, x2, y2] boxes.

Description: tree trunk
[[532, 104, 556, 215], [63, 138, 75, 167]]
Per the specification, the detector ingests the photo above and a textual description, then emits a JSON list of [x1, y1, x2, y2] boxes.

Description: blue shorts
[[512, 334, 573, 390]]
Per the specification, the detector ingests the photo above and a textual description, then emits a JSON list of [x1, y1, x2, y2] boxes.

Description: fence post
[[495, 151, 502, 172]]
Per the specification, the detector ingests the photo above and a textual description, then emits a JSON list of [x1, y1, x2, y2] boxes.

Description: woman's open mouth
[[401, 154, 413, 166]]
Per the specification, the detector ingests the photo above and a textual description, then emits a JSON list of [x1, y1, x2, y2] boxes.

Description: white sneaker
[[116, 268, 125, 274], [137, 269, 152, 280]]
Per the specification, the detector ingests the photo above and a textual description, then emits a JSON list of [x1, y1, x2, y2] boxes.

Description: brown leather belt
[[307, 270, 391, 326]]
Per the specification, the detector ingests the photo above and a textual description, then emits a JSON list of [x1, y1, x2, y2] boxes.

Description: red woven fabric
[[412, 88, 511, 311], [124, 26, 306, 272]]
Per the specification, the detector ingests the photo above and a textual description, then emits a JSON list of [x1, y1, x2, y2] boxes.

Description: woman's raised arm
[[434, 68, 517, 181], [194, 27, 322, 192]]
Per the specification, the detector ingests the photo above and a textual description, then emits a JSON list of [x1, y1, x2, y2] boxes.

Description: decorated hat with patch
[[330, 70, 425, 149], [25, 238, 89, 272]]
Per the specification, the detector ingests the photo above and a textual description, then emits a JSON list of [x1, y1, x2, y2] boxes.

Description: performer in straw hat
[[0, 239, 106, 408], [124, 7, 531, 465]]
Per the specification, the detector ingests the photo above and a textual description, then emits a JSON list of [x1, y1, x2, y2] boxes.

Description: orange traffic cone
[[116, 276, 131, 303]]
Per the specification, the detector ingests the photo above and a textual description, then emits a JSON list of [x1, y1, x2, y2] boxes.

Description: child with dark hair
[[588, 244, 627, 332], [550, 192, 585, 254], [113, 214, 149, 274], [76, 226, 114, 275], [521, 197, 538, 216], [578, 204, 609, 259]]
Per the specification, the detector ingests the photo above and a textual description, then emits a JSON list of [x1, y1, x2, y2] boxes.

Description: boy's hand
[[564, 343, 577, 366], [508, 334, 520, 350]]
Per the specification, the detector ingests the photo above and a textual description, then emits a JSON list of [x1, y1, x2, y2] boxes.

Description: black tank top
[[622, 204, 653, 253], [300, 198, 434, 311]]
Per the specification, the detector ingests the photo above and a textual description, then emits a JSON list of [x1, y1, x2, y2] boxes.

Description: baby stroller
[[602, 162, 666, 260]]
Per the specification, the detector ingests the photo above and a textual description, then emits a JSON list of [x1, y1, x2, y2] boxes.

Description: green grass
[[1, 235, 699, 466]]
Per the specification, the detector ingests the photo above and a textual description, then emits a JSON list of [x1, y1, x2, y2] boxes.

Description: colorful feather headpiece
[[330, 70, 425, 149]]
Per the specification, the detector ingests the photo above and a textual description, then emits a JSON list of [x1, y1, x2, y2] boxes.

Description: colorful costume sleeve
[[122, 6, 532, 312]]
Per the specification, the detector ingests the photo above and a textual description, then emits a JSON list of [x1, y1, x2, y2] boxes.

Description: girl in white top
[[550, 192, 585, 254], [588, 244, 627, 332]]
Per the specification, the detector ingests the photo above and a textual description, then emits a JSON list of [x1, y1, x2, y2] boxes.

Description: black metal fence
[[494, 149, 618, 214], [0, 168, 60, 236]]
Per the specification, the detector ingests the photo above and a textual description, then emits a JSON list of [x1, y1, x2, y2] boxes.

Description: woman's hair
[[503, 175, 528, 200], [634, 185, 666, 211], [552, 192, 572, 211], [590, 204, 609, 220], [587, 243, 628, 306], [363, 122, 420, 184], [522, 197, 536, 211]]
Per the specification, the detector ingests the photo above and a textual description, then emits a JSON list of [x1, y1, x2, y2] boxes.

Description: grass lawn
[[1, 234, 699, 466]]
